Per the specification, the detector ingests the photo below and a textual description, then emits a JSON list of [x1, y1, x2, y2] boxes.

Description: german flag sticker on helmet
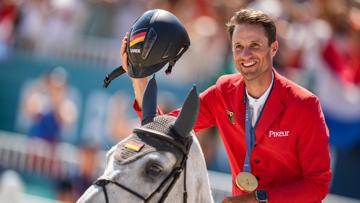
[[130, 31, 147, 47]]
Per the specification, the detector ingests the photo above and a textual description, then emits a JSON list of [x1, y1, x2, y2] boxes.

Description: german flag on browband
[[130, 31, 147, 47], [125, 140, 144, 152]]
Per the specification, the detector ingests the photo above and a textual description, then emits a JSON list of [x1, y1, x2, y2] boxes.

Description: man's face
[[231, 24, 278, 81]]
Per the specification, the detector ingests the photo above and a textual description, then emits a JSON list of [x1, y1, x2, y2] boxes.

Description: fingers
[[222, 194, 257, 203], [121, 32, 129, 72], [121, 32, 129, 55]]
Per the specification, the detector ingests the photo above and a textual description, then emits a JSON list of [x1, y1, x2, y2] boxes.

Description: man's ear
[[270, 41, 279, 57]]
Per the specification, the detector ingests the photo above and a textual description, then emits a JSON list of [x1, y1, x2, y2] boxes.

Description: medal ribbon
[[243, 75, 274, 173], [243, 95, 256, 173]]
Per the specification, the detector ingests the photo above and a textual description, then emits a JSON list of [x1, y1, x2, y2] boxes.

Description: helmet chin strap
[[165, 44, 189, 75], [103, 61, 174, 88], [103, 65, 126, 88], [165, 61, 175, 75]]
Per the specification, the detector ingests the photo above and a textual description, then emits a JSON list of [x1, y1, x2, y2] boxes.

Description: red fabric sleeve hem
[[133, 100, 143, 119], [132, 99, 164, 120]]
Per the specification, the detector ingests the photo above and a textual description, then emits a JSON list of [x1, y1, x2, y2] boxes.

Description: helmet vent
[[162, 43, 173, 59], [142, 28, 157, 59], [176, 47, 184, 56]]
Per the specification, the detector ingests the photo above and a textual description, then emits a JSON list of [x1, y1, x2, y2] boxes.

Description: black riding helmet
[[103, 9, 190, 87]]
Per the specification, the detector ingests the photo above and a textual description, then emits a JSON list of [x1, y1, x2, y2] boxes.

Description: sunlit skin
[[232, 24, 278, 99]]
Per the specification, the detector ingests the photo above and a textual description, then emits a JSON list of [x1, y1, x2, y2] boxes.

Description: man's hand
[[222, 193, 258, 203], [121, 32, 130, 72], [120, 32, 148, 108]]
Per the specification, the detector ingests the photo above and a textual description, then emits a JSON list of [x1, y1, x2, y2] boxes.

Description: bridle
[[94, 127, 192, 203]]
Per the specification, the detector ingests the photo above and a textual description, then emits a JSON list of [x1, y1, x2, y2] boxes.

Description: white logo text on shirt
[[269, 130, 290, 137]]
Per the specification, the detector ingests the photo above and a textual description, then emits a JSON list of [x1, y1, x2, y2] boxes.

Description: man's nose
[[240, 47, 252, 59]]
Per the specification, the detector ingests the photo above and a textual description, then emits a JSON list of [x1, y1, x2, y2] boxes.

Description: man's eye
[[234, 44, 243, 50], [250, 44, 259, 48]]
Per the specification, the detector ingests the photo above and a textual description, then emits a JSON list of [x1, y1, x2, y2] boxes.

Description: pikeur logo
[[269, 130, 290, 137], [130, 48, 141, 53]]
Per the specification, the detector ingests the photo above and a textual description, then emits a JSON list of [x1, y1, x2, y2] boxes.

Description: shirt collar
[[246, 72, 274, 105]]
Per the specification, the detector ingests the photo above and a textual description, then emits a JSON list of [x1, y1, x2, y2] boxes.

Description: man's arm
[[120, 32, 149, 108], [131, 78, 148, 109], [134, 84, 218, 132], [166, 85, 218, 132], [122, 31, 217, 131]]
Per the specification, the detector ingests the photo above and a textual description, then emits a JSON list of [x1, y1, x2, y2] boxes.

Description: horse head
[[78, 77, 213, 203]]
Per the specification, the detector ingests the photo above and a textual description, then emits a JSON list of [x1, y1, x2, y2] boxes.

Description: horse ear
[[141, 75, 157, 125], [173, 85, 200, 137]]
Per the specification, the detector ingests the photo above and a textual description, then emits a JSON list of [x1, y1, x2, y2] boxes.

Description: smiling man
[[122, 9, 332, 203]]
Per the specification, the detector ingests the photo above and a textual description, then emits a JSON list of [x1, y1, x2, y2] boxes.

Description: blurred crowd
[[1, 0, 360, 202], [0, 0, 359, 83]]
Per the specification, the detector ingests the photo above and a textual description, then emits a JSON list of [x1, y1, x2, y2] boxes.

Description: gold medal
[[235, 172, 258, 192]]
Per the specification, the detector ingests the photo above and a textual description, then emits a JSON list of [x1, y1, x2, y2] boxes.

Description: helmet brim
[[128, 60, 168, 78]]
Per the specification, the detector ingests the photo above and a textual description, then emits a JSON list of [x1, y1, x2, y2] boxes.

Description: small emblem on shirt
[[269, 130, 290, 137], [227, 110, 235, 124]]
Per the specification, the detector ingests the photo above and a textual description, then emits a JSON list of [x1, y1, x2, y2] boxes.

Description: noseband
[[94, 127, 192, 203]]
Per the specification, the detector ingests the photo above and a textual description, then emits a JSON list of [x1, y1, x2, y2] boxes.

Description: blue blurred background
[[1, 0, 360, 202]]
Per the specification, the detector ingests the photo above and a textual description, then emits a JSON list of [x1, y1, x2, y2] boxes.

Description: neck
[[245, 70, 273, 99], [182, 137, 214, 203]]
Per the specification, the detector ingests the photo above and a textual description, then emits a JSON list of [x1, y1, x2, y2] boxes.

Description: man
[[121, 9, 331, 203]]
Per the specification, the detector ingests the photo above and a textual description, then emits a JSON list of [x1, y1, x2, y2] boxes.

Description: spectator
[[17, 66, 78, 144]]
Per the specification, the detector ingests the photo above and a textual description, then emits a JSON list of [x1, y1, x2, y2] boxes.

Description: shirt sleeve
[[267, 97, 332, 203], [132, 100, 163, 121], [193, 85, 217, 131], [167, 85, 217, 132]]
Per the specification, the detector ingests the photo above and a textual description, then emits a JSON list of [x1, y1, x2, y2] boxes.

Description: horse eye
[[146, 163, 163, 177]]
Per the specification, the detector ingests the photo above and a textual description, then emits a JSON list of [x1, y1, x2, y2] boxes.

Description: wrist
[[255, 190, 268, 203], [132, 77, 149, 89], [132, 77, 149, 108]]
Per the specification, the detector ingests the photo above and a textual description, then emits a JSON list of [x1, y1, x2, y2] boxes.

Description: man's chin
[[239, 70, 257, 79]]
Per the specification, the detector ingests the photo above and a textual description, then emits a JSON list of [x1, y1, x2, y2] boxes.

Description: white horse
[[78, 77, 214, 203]]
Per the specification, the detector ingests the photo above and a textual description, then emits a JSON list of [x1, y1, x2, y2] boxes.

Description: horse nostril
[[95, 179, 110, 186]]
